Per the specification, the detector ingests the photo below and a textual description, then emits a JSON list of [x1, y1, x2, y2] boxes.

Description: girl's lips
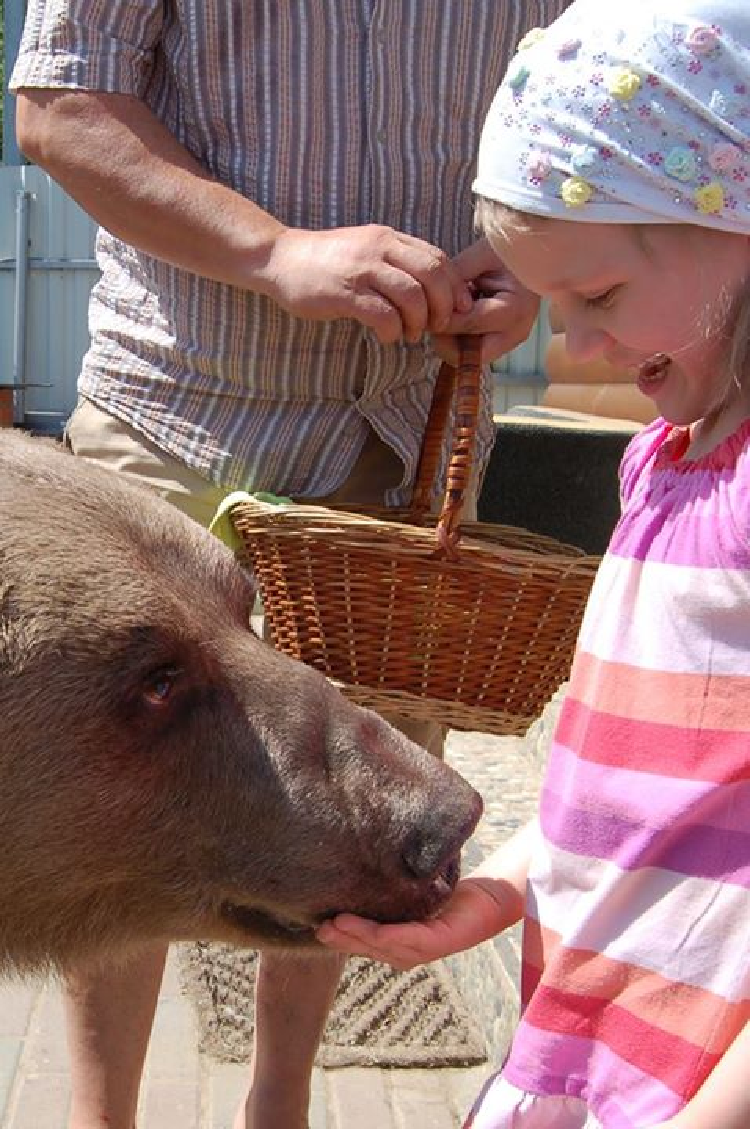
[[637, 352, 671, 396]]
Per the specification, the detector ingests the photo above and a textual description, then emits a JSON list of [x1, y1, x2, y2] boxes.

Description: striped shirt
[[469, 418, 750, 1129], [11, 1, 568, 500]]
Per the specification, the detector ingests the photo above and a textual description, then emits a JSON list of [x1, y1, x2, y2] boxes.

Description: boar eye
[[142, 665, 181, 706]]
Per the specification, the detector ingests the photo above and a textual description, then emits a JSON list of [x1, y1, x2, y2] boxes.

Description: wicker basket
[[230, 340, 601, 736]]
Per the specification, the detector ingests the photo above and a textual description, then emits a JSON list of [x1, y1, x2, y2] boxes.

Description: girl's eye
[[584, 287, 618, 310]]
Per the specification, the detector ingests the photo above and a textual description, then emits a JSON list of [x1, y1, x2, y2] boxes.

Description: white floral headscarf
[[473, 0, 750, 232]]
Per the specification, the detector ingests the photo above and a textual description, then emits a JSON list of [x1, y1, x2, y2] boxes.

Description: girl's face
[[490, 217, 750, 431]]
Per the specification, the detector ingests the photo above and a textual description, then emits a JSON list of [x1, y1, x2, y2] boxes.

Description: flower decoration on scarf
[[558, 38, 582, 60], [527, 151, 553, 182], [571, 145, 598, 174], [561, 176, 593, 207], [709, 142, 743, 173], [686, 25, 721, 56], [517, 28, 546, 51], [665, 147, 698, 182], [609, 67, 642, 102], [695, 182, 725, 213], [508, 61, 531, 91]]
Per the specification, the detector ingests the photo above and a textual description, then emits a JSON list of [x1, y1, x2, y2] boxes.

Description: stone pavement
[[0, 696, 561, 1129]]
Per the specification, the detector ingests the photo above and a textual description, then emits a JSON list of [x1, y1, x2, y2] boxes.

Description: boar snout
[[369, 762, 483, 923], [313, 702, 484, 927]]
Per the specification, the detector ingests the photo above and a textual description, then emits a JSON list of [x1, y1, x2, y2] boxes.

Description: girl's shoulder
[[618, 418, 673, 505]]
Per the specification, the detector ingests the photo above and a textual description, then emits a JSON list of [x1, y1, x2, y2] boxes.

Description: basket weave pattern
[[231, 342, 600, 736]]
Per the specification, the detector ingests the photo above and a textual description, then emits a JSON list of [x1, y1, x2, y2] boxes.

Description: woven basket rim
[[230, 500, 602, 575]]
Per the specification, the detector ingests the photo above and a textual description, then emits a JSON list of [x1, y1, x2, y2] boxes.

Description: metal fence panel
[[0, 164, 98, 431], [3, 0, 26, 165]]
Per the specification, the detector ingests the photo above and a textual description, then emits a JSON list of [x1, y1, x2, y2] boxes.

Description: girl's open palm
[[316, 877, 507, 971]]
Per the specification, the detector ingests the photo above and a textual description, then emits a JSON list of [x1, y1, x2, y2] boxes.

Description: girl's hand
[[432, 237, 540, 365], [316, 877, 509, 970]]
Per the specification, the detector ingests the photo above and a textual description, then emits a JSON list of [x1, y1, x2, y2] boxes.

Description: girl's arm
[[317, 818, 537, 970], [657, 1020, 750, 1129]]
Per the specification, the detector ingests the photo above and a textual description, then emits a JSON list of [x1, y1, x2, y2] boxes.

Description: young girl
[[318, 2, 750, 1126]]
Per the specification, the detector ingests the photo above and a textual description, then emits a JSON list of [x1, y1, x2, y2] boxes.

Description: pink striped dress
[[466, 418, 750, 1129]]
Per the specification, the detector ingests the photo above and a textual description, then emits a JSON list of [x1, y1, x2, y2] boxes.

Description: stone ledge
[[479, 410, 637, 553]]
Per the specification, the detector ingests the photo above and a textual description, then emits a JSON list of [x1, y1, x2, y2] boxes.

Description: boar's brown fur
[[0, 430, 481, 974]]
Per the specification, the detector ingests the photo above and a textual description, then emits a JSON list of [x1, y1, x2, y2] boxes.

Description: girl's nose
[[564, 321, 609, 363]]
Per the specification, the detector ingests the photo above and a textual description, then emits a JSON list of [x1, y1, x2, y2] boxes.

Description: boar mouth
[[424, 855, 460, 908], [384, 853, 463, 922], [218, 847, 465, 944], [220, 901, 317, 944]]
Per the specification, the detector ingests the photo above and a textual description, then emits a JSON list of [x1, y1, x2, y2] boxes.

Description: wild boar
[[0, 430, 481, 974]]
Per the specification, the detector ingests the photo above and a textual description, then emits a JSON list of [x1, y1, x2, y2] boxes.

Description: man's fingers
[[390, 234, 473, 332], [363, 262, 430, 343], [268, 225, 476, 342], [347, 287, 407, 344]]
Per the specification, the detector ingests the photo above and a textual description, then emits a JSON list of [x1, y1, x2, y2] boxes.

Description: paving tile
[[139, 1077, 201, 1128], [22, 984, 69, 1075], [309, 1067, 329, 1129], [443, 1065, 489, 1126], [206, 1061, 247, 1129], [6, 1072, 70, 1129], [390, 1069, 455, 1129], [0, 1037, 24, 1124], [0, 982, 41, 1038], [148, 993, 202, 1080], [162, 951, 185, 996], [327, 1066, 392, 1128], [206, 1061, 328, 1129]]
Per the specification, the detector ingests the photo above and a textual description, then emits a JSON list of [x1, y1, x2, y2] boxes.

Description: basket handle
[[411, 335, 482, 561]]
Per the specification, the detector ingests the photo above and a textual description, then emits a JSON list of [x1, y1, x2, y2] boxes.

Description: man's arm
[[15, 88, 473, 344]]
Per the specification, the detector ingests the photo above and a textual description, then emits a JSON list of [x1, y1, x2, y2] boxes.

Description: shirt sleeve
[[618, 419, 669, 511], [544, 0, 578, 23], [9, 0, 165, 98]]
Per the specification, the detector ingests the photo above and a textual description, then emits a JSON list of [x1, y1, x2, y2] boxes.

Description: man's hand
[[433, 237, 541, 365], [266, 225, 474, 346]]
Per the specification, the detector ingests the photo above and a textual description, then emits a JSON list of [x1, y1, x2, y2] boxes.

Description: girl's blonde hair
[[474, 195, 750, 390], [728, 281, 750, 389]]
